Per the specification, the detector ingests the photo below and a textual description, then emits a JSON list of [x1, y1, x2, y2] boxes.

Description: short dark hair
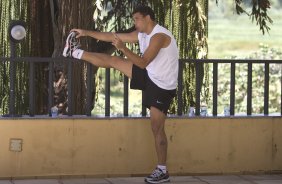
[[132, 5, 155, 21]]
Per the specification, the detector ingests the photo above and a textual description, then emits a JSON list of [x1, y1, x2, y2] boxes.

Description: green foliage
[[214, 0, 273, 34], [0, 0, 30, 115], [215, 44, 281, 115]]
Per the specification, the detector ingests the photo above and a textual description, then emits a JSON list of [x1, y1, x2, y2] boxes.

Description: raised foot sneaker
[[145, 168, 170, 184], [63, 31, 81, 57]]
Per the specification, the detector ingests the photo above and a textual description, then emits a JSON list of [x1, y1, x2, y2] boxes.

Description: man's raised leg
[[63, 31, 133, 78], [80, 51, 133, 78]]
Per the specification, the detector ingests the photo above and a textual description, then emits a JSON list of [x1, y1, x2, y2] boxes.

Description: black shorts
[[130, 65, 176, 114]]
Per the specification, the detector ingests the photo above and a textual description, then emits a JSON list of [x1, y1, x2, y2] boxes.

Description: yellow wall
[[0, 117, 281, 178]]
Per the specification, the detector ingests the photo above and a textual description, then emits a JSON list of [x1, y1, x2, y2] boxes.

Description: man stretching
[[63, 5, 178, 184]]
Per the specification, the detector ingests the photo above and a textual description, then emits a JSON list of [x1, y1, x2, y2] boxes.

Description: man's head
[[132, 5, 155, 33]]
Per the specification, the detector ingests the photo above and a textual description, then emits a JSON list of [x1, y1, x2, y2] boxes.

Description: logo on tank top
[[156, 100, 163, 104]]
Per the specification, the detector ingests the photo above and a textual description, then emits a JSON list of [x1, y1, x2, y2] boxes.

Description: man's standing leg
[[145, 106, 170, 183], [150, 106, 168, 166]]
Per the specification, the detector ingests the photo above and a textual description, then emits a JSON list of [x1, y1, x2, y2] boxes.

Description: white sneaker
[[145, 168, 170, 183], [62, 31, 81, 57]]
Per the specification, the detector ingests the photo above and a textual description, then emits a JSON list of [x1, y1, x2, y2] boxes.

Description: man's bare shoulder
[[150, 33, 171, 48]]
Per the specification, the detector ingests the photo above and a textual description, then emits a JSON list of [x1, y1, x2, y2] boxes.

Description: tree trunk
[[50, 0, 98, 114], [29, 0, 54, 114]]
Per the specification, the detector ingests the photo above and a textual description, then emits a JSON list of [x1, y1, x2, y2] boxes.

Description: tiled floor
[[0, 174, 282, 184]]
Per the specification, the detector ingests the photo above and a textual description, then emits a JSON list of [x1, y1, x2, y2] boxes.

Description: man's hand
[[112, 33, 126, 51], [70, 29, 87, 38]]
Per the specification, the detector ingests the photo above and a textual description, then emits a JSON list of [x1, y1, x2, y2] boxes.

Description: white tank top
[[138, 24, 179, 90]]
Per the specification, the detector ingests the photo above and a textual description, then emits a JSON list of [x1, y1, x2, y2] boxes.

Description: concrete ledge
[[1, 174, 282, 184], [0, 117, 281, 178]]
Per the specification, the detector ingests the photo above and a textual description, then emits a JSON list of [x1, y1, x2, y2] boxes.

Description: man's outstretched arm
[[71, 28, 139, 43], [112, 33, 169, 69]]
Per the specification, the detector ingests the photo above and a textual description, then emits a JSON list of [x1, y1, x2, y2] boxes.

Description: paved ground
[[1, 174, 282, 184]]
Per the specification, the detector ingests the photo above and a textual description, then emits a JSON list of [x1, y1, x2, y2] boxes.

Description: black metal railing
[[177, 59, 282, 116], [0, 57, 282, 117]]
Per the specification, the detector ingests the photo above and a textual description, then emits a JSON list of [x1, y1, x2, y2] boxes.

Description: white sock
[[157, 165, 167, 173], [72, 49, 84, 59]]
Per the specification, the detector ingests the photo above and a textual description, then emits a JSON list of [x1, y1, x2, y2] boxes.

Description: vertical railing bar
[[86, 63, 93, 116], [213, 62, 218, 116], [142, 91, 146, 117], [264, 62, 269, 115], [230, 62, 236, 115], [67, 60, 73, 116], [29, 61, 35, 116], [9, 42, 16, 116], [281, 63, 282, 115], [195, 61, 201, 116], [105, 68, 110, 117], [247, 62, 252, 115], [48, 60, 54, 116], [123, 75, 129, 117], [177, 60, 183, 116]]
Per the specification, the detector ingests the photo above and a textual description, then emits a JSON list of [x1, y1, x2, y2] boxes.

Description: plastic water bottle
[[200, 106, 208, 116], [224, 106, 230, 116], [51, 106, 58, 117], [188, 107, 195, 117]]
